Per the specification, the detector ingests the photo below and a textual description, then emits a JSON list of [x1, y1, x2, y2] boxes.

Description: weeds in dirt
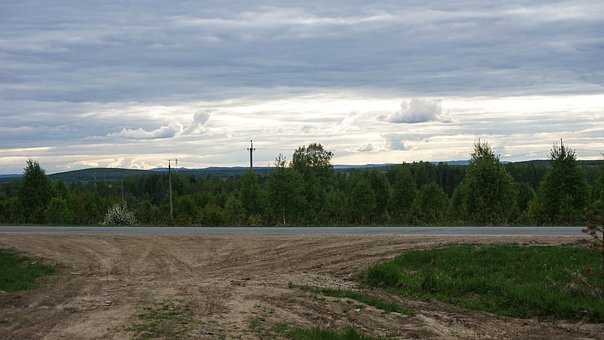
[[254, 320, 379, 340], [293, 284, 413, 315], [366, 244, 604, 321], [248, 315, 266, 334], [275, 324, 380, 340], [127, 300, 195, 340], [0, 249, 55, 292]]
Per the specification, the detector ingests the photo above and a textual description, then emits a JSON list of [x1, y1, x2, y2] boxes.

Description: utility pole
[[247, 140, 256, 170], [168, 158, 178, 221]]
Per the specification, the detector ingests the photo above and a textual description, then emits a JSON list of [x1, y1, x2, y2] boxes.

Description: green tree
[[534, 141, 589, 224], [447, 185, 465, 223], [594, 164, 604, 203], [174, 195, 198, 224], [459, 141, 517, 224], [0, 197, 20, 223], [322, 189, 348, 224], [389, 165, 417, 223], [291, 143, 333, 177], [240, 171, 263, 219], [18, 160, 52, 223], [368, 170, 391, 222], [350, 177, 376, 224], [411, 183, 449, 224], [52, 181, 69, 199], [199, 202, 225, 225], [511, 182, 536, 223], [515, 183, 536, 215], [291, 143, 334, 223], [135, 200, 164, 225], [267, 154, 305, 224], [224, 194, 244, 225], [46, 197, 73, 224]]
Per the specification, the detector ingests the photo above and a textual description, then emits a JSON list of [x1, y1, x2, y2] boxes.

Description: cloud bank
[[0, 1, 603, 173]]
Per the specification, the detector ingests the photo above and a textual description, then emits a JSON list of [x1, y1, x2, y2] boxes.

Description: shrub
[[103, 204, 137, 226]]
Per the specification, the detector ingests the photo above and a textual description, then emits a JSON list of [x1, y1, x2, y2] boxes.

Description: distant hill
[[49, 168, 150, 183], [0, 159, 601, 184], [0, 174, 20, 184]]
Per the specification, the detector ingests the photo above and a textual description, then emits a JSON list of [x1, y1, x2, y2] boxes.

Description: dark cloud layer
[[3, 0, 603, 104]]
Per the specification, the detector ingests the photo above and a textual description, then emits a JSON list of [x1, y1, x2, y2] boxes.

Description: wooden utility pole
[[247, 140, 256, 170], [168, 159, 178, 221]]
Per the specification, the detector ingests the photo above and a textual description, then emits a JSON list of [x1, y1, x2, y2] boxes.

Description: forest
[[1, 141, 603, 226]]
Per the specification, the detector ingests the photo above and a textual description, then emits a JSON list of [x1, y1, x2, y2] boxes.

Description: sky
[[1, 0, 603, 174]]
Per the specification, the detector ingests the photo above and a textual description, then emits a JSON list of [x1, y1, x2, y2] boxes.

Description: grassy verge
[[127, 300, 196, 340], [365, 244, 604, 321], [293, 284, 413, 315], [0, 249, 55, 292]]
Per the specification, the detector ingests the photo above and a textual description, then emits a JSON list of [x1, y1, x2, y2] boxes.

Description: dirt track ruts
[[0, 235, 601, 339]]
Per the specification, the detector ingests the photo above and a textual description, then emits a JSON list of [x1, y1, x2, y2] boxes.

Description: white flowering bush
[[103, 204, 137, 226]]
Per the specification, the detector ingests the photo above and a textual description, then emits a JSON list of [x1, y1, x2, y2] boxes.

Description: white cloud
[[382, 98, 447, 124]]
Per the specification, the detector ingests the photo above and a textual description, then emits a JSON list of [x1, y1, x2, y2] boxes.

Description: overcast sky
[[1, 0, 603, 174]]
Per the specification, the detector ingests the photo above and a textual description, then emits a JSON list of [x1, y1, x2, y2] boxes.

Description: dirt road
[[0, 235, 601, 339]]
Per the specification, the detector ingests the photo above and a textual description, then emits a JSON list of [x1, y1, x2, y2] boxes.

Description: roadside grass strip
[[366, 244, 604, 321]]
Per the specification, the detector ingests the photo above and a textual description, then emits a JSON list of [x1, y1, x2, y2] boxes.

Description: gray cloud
[[357, 143, 375, 152], [1, 1, 604, 173], [184, 110, 212, 134], [2, 0, 603, 105], [383, 134, 410, 151], [110, 125, 181, 140]]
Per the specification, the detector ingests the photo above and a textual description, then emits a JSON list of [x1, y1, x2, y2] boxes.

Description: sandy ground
[[0, 235, 602, 340]]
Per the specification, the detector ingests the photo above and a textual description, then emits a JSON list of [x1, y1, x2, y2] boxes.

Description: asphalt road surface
[[0, 226, 584, 236]]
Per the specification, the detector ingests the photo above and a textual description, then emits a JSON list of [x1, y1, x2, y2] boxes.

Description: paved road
[[0, 226, 585, 236]]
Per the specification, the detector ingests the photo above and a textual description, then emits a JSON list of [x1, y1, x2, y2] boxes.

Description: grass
[[275, 324, 380, 340], [365, 244, 604, 321], [0, 249, 55, 292], [127, 300, 195, 340], [294, 284, 413, 315], [287, 327, 378, 340]]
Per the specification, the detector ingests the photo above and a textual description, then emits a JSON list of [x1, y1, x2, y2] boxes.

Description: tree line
[[1, 141, 603, 226]]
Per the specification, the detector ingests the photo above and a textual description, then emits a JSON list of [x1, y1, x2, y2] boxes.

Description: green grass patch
[[294, 285, 413, 315], [0, 248, 55, 292], [276, 324, 379, 340], [127, 300, 195, 340], [365, 244, 604, 321]]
